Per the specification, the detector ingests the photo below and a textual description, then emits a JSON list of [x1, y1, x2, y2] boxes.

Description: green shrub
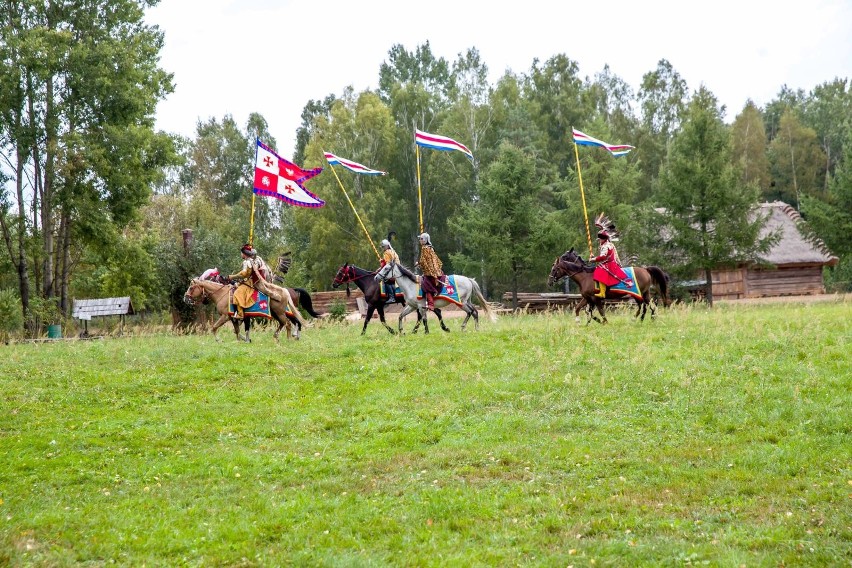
[[327, 298, 348, 321], [0, 289, 23, 342]]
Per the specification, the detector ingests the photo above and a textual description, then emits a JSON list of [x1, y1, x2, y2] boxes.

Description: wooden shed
[[72, 297, 136, 336], [709, 201, 838, 300]]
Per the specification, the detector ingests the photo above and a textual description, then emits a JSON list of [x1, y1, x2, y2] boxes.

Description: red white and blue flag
[[572, 128, 634, 157], [323, 152, 386, 176], [253, 140, 324, 207], [415, 129, 474, 161]]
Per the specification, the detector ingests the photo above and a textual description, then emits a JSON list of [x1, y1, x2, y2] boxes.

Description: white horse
[[375, 262, 496, 333]]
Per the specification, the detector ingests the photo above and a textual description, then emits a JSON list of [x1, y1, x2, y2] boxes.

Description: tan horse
[[183, 276, 306, 342], [547, 248, 670, 324]]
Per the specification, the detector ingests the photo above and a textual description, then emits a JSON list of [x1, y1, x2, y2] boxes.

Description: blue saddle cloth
[[229, 289, 272, 319], [609, 267, 642, 300]]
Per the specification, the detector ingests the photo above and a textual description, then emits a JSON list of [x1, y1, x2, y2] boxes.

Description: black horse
[[332, 263, 449, 335]]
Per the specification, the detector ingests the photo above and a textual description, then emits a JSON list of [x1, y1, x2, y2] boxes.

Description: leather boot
[[595, 283, 607, 298], [236, 306, 245, 320], [426, 293, 435, 310]]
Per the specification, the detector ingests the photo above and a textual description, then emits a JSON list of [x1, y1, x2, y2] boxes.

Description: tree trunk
[[41, 75, 57, 298], [703, 266, 714, 307], [59, 210, 72, 314]]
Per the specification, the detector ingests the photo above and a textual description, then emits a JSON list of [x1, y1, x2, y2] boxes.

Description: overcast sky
[[143, 0, 852, 157]]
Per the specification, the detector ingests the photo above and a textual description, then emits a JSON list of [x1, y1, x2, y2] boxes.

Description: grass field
[[1, 300, 850, 566]]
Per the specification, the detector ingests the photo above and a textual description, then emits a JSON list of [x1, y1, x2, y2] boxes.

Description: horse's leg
[[410, 311, 421, 334], [574, 297, 588, 323], [584, 297, 601, 324], [287, 314, 300, 340], [377, 305, 396, 335], [459, 305, 473, 331], [209, 314, 230, 342], [434, 308, 450, 332], [362, 306, 375, 336], [244, 317, 251, 342], [272, 316, 283, 344], [421, 307, 430, 334], [398, 305, 415, 334]]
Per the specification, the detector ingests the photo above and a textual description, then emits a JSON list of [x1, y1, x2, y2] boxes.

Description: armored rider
[[416, 232, 444, 310]]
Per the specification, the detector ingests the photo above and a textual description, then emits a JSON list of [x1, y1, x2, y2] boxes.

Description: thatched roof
[[758, 201, 838, 267]]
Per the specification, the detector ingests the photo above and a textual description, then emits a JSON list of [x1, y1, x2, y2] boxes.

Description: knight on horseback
[[589, 230, 632, 298], [228, 244, 269, 320], [416, 232, 444, 311], [378, 237, 400, 304]]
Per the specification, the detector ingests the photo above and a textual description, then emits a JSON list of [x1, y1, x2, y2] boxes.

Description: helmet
[[597, 231, 609, 240], [380, 239, 391, 249], [418, 232, 431, 245], [240, 244, 256, 256]]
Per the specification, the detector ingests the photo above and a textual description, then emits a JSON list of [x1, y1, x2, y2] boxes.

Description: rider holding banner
[[228, 244, 269, 320], [589, 230, 631, 298]]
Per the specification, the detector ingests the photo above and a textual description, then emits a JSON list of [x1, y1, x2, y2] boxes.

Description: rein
[[335, 266, 378, 286], [553, 259, 587, 281], [188, 279, 231, 306]]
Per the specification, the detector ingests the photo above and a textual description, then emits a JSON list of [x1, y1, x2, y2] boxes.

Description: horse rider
[[228, 244, 269, 320], [589, 230, 632, 298], [380, 239, 399, 267], [416, 232, 444, 311]]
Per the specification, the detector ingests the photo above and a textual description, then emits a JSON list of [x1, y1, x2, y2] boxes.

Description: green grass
[[1, 301, 850, 566]]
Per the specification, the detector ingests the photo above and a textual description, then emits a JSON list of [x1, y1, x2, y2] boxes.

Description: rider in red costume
[[589, 230, 631, 298]]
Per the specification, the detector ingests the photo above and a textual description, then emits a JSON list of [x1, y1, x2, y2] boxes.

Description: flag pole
[[249, 193, 256, 246], [573, 139, 593, 256], [416, 143, 424, 234], [328, 164, 381, 261], [249, 137, 260, 246]]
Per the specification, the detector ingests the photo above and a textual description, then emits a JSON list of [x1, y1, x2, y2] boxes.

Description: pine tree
[[654, 87, 776, 305]]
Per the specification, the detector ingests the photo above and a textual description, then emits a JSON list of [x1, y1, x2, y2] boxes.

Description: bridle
[[549, 256, 587, 284], [333, 264, 377, 286], [184, 279, 231, 306], [375, 262, 395, 282]]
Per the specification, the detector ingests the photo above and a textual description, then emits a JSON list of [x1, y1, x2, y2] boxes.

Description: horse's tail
[[470, 278, 498, 323], [284, 290, 310, 327], [645, 266, 671, 307], [295, 288, 322, 318]]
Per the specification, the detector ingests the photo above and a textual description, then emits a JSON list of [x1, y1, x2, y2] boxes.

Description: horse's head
[[375, 261, 396, 282], [560, 248, 583, 265], [332, 263, 354, 288], [183, 278, 204, 305], [547, 248, 585, 286]]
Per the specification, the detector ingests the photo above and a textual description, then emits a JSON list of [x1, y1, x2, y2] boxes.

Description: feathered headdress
[[594, 212, 620, 242], [276, 251, 292, 276]]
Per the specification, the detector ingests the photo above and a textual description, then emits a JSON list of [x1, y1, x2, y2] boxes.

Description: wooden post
[[182, 229, 193, 255]]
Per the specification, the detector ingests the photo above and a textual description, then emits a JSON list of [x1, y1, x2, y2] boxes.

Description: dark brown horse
[[332, 263, 450, 335], [547, 248, 670, 324]]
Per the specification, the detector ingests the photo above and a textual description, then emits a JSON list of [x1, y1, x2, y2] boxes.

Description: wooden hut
[[709, 201, 838, 300]]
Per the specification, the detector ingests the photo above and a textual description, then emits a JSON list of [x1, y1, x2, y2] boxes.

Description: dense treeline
[[2, 2, 851, 335]]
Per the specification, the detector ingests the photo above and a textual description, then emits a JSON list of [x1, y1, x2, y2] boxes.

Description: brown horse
[[183, 277, 306, 342], [547, 248, 670, 324]]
